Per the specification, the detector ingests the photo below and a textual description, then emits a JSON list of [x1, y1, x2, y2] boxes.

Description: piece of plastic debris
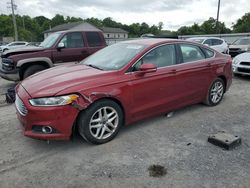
[[166, 111, 174, 118], [208, 132, 241, 150]]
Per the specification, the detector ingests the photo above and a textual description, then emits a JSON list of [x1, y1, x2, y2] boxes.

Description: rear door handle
[[207, 63, 211, 67]]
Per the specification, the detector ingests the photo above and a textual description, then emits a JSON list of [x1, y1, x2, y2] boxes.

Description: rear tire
[[77, 99, 123, 144], [205, 78, 225, 106], [23, 65, 46, 79]]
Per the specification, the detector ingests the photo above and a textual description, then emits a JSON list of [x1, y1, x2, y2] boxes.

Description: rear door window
[[180, 44, 206, 63], [212, 39, 223, 46], [86, 32, 102, 47]]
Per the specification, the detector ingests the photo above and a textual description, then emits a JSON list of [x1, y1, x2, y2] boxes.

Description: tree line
[[0, 13, 249, 42]]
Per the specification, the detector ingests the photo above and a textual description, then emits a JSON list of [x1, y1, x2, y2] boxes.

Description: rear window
[[86, 32, 102, 47]]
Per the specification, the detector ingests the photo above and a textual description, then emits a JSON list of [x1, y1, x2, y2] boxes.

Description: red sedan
[[15, 39, 232, 144]]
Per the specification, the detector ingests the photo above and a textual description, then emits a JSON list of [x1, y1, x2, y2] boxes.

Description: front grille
[[15, 95, 28, 116], [238, 67, 250, 74], [240, 62, 250, 66], [229, 48, 241, 51], [2, 58, 14, 71]]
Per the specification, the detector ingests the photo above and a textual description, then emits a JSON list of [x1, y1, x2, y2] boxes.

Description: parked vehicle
[[229, 37, 250, 57], [0, 41, 29, 52], [232, 52, 250, 76], [15, 39, 232, 144], [187, 37, 229, 54], [0, 31, 106, 81]]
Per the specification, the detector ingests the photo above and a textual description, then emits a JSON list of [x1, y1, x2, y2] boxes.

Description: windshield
[[233, 38, 250, 45], [39, 33, 61, 48], [81, 43, 147, 71]]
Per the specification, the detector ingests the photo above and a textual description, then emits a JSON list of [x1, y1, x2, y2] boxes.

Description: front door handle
[[169, 69, 177, 74]]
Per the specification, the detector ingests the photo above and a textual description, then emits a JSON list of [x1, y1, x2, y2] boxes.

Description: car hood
[[229, 45, 250, 49], [234, 52, 250, 61], [21, 64, 112, 98], [1, 46, 45, 58]]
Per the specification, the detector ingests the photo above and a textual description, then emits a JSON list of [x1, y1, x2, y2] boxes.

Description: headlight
[[242, 47, 250, 51], [29, 94, 79, 106], [232, 58, 240, 65]]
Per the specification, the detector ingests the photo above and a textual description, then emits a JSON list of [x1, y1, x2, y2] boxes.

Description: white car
[[0, 41, 29, 53], [232, 52, 250, 76], [187, 37, 229, 54]]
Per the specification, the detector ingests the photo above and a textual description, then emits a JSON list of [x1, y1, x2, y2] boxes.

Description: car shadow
[[233, 74, 250, 81]]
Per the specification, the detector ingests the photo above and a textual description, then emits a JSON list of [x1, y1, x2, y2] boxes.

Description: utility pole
[[9, 0, 18, 41], [216, 0, 221, 34]]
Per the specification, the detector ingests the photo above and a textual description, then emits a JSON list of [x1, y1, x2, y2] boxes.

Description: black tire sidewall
[[23, 65, 46, 79], [77, 99, 124, 144], [207, 78, 225, 106]]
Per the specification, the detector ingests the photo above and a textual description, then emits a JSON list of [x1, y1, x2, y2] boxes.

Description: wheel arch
[[72, 96, 126, 138], [18, 59, 53, 80]]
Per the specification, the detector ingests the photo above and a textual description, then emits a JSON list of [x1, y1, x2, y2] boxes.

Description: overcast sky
[[0, 0, 249, 30]]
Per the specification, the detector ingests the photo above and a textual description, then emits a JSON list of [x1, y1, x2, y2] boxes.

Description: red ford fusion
[[15, 39, 232, 144]]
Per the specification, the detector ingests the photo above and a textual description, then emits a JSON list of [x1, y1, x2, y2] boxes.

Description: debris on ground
[[208, 132, 242, 150], [166, 111, 174, 118], [5, 88, 16, 103], [148, 165, 167, 177]]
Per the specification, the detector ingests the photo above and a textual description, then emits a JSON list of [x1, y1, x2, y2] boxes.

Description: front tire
[[77, 99, 123, 144], [23, 65, 46, 79], [205, 78, 225, 106]]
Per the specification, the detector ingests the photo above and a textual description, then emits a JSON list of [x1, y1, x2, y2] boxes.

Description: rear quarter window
[[201, 47, 215, 58], [180, 44, 206, 63], [86, 32, 102, 47]]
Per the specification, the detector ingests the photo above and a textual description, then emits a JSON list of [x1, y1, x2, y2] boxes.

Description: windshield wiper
[[85, 64, 104, 70]]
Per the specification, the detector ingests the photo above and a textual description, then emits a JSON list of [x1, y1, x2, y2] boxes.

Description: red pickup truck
[[0, 30, 106, 81]]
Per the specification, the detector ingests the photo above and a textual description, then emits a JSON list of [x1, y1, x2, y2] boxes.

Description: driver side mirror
[[137, 63, 157, 75], [57, 42, 65, 50]]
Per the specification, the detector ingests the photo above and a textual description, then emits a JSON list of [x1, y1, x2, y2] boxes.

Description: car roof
[[188, 37, 223, 40], [120, 38, 180, 46]]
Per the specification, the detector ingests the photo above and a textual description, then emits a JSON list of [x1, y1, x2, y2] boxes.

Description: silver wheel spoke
[[103, 107, 108, 119], [90, 123, 102, 129], [99, 127, 106, 139], [94, 127, 102, 137], [91, 118, 101, 124], [105, 125, 112, 133], [107, 111, 116, 118], [107, 121, 116, 128], [108, 114, 117, 123]]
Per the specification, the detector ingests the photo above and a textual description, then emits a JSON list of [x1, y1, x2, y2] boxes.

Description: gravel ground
[[0, 76, 250, 188]]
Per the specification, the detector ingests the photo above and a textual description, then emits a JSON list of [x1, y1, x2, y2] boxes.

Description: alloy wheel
[[210, 81, 224, 104], [89, 106, 119, 140]]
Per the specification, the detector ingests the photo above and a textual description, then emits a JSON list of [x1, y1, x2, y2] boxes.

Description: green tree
[[84, 17, 103, 28], [233, 12, 250, 33], [51, 14, 65, 27]]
